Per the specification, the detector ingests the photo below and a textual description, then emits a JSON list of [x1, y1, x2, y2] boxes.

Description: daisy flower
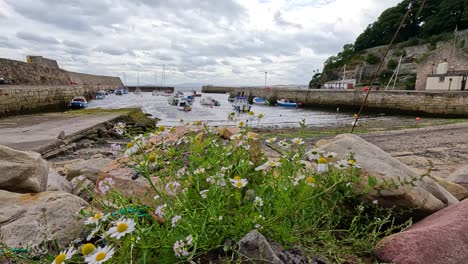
[[81, 243, 96, 256], [305, 176, 315, 187], [306, 148, 323, 161], [291, 138, 304, 145], [255, 160, 281, 171], [317, 157, 329, 173], [199, 189, 209, 199], [253, 196, 264, 207], [98, 178, 115, 195], [85, 246, 114, 264], [85, 213, 109, 225], [106, 218, 136, 239], [335, 160, 349, 169], [87, 225, 100, 241], [325, 152, 337, 159], [230, 176, 248, 188], [52, 247, 76, 264], [193, 168, 205, 175]]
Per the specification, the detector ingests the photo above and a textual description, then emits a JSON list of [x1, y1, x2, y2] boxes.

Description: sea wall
[[0, 85, 101, 116], [0, 58, 123, 88], [203, 86, 468, 116]]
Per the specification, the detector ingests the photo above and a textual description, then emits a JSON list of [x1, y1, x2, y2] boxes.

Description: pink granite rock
[[375, 199, 468, 264]]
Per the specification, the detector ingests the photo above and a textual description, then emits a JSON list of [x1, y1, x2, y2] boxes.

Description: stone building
[[416, 45, 468, 91], [26, 56, 59, 69]]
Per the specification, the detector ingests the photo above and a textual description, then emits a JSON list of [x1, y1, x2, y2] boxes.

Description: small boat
[[116, 90, 123, 96], [175, 91, 184, 98], [177, 99, 192, 111], [232, 96, 252, 113], [134, 88, 142, 95], [192, 91, 202, 97], [201, 96, 220, 106], [253, 97, 269, 105], [277, 99, 301, 108], [123, 88, 129, 94], [168, 96, 180, 106], [228, 96, 235, 103], [161, 91, 173, 97], [95, 91, 106, 100], [185, 95, 195, 105], [152, 90, 162, 96], [69, 96, 88, 109]]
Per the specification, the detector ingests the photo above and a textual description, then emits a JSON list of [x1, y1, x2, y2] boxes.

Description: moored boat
[[95, 91, 106, 100], [168, 96, 180, 106], [152, 90, 162, 96], [277, 98, 301, 108], [192, 91, 202, 97], [201, 96, 220, 106], [232, 96, 252, 113], [253, 97, 269, 105], [69, 96, 88, 109], [177, 99, 192, 111]]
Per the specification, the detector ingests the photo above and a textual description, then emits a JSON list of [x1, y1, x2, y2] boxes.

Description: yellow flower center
[[170, 127, 176, 133], [249, 111, 255, 115], [306, 176, 315, 184], [148, 154, 156, 162], [82, 243, 96, 255], [236, 181, 243, 187], [348, 159, 356, 165], [140, 161, 145, 166], [318, 157, 328, 164], [158, 126, 166, 132], [258, 114, 264, 118], [95, 252, 106, 261], [239, 121, 244, 127], [92, 213, 103, 221], [117, 222, 128, 233], [234, 176, 241, 180], [55, 253, 66, 264], [126, 142, 134, 149]]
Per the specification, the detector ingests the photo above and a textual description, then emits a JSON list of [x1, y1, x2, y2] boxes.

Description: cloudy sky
[[0, 0, 400, 86]]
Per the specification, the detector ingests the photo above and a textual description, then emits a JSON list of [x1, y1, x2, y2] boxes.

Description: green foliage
[[404, 75, 417, 90], [366, 53, 380, 65], [393, 49, 407, 57], [323, 44, 355, 73], [309, 73, 322, 89], [387, 59, 399, 70], [38, 121, 413, 264]]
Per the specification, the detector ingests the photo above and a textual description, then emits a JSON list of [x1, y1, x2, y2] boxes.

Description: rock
[[46, 168, 72, 193], [0, 190, 88, 250], [70, 176, 95, 202], [447, 165, 468, 189], [238, 230, 284, 264], [218, 127, 241, 140], [96, 138, 108, 145], [95, 161, 160, 206], [63, 157, 113, 182], [57, 130, 66, 140], [375, 199, 468, 264], [0, 145, 48, 193], [318, 134, 458, 215], [431, 176, 468, 200]]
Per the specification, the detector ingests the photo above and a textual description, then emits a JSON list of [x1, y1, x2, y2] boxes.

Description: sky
[[0, 0, 401, 86]]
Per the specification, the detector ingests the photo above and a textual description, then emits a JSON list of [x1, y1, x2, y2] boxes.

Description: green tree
[[309, 73, 322, 89]]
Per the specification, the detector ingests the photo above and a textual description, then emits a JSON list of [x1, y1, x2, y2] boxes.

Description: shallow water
[[88, 92, 397, 128]]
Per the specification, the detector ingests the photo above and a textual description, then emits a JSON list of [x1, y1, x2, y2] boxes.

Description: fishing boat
[[177, 99, 192, 111], [185, 95, 195, 105], [192, 91, 202, 97], [277, 99, 301, 108], [253, 97, 269, 105], [69, 96, 88, 109], [175, 91, 184, 98], [168, 96, 180, 106], [161, 91, 173, 97], [95, 91, 106, 100], [200, 96, 220, 106], [232, 96, 252, 113]]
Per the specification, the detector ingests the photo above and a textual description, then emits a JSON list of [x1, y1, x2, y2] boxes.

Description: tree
[[309, 73, 322, 89]]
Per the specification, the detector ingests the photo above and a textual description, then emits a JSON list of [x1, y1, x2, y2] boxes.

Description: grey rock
[[63, 157, 113, 182], [447, 165, 468, 190], [96, 138, 108, 145], [0, 190, 88, 250], [238, 230, 284, 264], [0, 145, 48, 193], [46, 168, 72, 193], [57, 130, 66, 140]]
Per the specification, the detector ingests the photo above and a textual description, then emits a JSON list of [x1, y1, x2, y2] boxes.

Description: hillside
[[314, 0, 468, 89]]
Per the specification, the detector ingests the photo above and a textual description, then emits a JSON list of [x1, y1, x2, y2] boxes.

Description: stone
[[96, 138, 108, 145], [218, 127, 241, 140], [238, 230, 284, 264], [447, 165, 468, 189], [375, 199, 468, 264], [57, 130, 66, 140], [318, 134, 458, 215], [46, 168, 72, 193], [0, 145, 48, 193], [95, 161, 160, 206], [431, 176, 468, 200], [63, 157, 113, 182], [0, 190, 88, 250]]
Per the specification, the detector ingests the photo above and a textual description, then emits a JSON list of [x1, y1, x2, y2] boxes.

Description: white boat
[[134, 88, 142, 95], [253, 97, 269, 105], [200, 96, 220, 106], [177, 99, 192, 111], [152, 90, 162, 96], [168, 96, 180, 105], [232, 96, 252, 113]]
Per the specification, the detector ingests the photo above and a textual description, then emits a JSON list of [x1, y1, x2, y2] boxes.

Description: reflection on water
[[88, 92, 387, 128]]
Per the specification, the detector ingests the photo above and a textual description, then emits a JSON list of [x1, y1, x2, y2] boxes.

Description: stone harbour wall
[[203, 86, 468, 116], [0, 85, 101, 116]]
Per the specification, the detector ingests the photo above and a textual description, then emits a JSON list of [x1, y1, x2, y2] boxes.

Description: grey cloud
[[273, 11, 302, 29], [261, 57, 273, 64], [16, 32, 60, 44], [94, 46, 134, 56], [62, 40, 87, 49], [220, 60, 231, 65]]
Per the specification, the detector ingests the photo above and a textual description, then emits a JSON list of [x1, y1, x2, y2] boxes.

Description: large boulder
[[0, 145, 48, 193], [238, 230, 284, 264], [447, 165, 468, 189], [317, 134, 458, 215], [431, 176, 468, 201], [0, 190, 88, 250], [46, 168, 72, 193], [63, 157, 113, 182], [375, 199, 468, 264]]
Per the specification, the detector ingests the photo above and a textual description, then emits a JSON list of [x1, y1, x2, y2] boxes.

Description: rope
[[351, 0, 417, 133]]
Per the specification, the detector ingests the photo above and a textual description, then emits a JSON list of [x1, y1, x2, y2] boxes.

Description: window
[[439, 76, 445, 82]]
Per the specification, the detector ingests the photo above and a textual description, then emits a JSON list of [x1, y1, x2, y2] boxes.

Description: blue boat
[[69, 97, 88, 109], [123, 88, 129, 94], [277, 98, 301, 108], [232, 96, 252, 113], [253, 97, 269, 105]]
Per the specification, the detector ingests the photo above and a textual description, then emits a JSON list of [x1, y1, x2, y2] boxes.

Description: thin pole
[[343, 64, 346, 80], [123, 73, 126, 85], [265, 72, 267, 89], [392, 55, 403, 90], [137, 72, 140, 87], [351, 1, 414, 133]]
